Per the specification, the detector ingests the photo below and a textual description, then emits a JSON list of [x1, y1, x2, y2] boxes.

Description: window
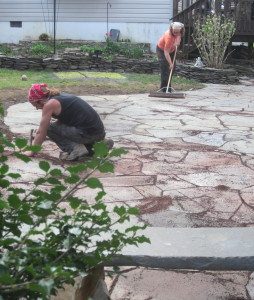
[[10, 21, 22, 28]]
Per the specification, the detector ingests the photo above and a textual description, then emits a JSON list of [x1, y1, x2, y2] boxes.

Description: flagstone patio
[[4, 82, 254, 299]]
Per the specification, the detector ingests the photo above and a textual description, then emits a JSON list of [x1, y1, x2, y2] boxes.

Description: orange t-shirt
[[157, 30, 181, 53]]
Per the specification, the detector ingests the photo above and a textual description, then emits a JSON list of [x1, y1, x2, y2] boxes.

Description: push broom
[[149, 46, 185, 99]]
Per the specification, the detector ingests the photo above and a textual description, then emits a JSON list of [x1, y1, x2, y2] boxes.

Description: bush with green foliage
[[0, 105, 149, 299], [0, 45, 12, 56], [192, 14, 235, 69], [80, 39, 145, 59], [30, 43, 53, 56]]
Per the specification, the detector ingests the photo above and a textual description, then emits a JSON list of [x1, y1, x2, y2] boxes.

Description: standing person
[[27, 83, 113, 161], [156, 22, 185, 92]]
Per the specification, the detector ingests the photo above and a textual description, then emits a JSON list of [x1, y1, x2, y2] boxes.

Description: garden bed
[[0, 40, 241, 84]]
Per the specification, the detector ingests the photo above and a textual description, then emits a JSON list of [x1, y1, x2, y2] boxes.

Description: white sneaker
[[64, 144, 89, 161]]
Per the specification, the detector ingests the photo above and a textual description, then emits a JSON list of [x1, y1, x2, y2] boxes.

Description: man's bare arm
[[33, 103, 54, 146]]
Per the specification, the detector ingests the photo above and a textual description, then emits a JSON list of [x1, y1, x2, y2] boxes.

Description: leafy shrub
[[0, 105, 149, 299], [30, 43, 53, 56], [0, 45, 12, 56], [105, 39, 145, 59], [80, 45, 102, 56], [192, 14, 235, 69], [39, 33, 50, 41]]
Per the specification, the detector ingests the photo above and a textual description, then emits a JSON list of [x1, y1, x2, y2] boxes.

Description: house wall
[[0, 0, 173, 51]]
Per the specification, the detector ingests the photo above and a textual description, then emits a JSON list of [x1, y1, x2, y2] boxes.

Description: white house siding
[[0, 0, 173, 51]]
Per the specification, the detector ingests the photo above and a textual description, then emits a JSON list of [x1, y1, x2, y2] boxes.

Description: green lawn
[[0, 68, 204, 93]]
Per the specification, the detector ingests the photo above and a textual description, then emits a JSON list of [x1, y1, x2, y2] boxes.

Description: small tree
[[192, 14, 235, 69], [0, 105, 149, 299]]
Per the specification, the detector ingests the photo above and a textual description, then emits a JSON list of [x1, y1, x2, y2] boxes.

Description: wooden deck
[[173, 0, 254, 41]]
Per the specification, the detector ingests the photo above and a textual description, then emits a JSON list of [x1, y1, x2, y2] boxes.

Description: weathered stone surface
[[3, 82, 254, 299]]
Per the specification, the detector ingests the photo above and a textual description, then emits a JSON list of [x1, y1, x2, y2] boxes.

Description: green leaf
[[86, 177, 103, 189], [109, 148, 128, 157], [5, 222, 21, 237], [69, 197, 82, 209], [98, 161, 114, 173], [29, 283, 47, 295], [39, 161, 50, 172], [0, 164, 9, 174], [14, 152, 31, 163], [34, 208, 52, 217], [47, 177, 61, 185], [125, 225, 144, 233], [93, 202, 106, 210], [1, 136, 14, 148], [0, 238, 19, 247], [93, 142, 108, 157], [114, 206, 126, 217], [0, 103, 4, 117], [95, 191, 106, 201], [7, 172, 21, 179], [135, 235, 151, 244], [128, 207, 139, 215], [8, 194, 22, 209], [65, 175, 80, 184], [47, 192, 61, 201], [19, 213, 34, 225], [0, 155, 8, 163], [25, 144, 42, 152], [50, 168, 62, 177], [15, 138, 28, 149], [8, 187, 25, 194], [50, 185, 66, 193], [0, 178, 10, 188], [0, 199, 8, 209], [34, 177, 46, 185], [0, 273, 15, 285], [67, 163, 87, 174]]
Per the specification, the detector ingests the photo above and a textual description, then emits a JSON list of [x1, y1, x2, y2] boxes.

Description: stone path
[[5, 82, 254, 299]]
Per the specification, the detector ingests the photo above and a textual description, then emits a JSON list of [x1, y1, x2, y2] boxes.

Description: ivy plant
[[0, 104, 149, 299]]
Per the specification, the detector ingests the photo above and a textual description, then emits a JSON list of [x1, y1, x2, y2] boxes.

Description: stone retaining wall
[[0, 54, 239, 84]]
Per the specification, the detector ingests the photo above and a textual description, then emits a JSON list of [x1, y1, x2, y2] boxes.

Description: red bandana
[[28, 83, 49, 102]]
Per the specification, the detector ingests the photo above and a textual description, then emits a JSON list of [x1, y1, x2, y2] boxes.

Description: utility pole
[[53, 0, 56, 55]]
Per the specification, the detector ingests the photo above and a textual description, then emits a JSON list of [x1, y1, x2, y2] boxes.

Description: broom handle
[[166, 46, 178, 93]]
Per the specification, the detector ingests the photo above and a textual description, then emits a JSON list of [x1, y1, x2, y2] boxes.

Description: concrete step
[[109, 227, 254, 271]]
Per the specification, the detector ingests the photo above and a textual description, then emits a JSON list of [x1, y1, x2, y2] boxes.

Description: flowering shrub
[[193, 14, 235, 68]]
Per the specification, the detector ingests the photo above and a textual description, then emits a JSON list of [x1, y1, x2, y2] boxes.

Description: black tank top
[[52, 93, 104, 134]]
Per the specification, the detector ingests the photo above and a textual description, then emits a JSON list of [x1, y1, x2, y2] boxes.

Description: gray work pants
[[47, 121, 105, 155], [156, 46, 175, 91]]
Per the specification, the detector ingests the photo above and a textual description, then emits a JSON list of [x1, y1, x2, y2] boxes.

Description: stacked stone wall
[[0, 54, 239, 84]]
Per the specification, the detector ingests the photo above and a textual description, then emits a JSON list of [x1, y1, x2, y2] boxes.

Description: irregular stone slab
[[109, 268, 248, 300], [221, 139, 254, 155], [183, 132, 225, 147]]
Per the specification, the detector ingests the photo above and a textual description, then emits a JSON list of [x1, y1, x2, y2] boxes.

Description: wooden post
[[173, 0, 179, 18]]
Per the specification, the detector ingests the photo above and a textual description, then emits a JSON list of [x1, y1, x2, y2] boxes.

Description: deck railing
[[173, 0, 254, 55]]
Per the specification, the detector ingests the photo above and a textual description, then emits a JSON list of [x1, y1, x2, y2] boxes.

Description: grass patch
[[55, 71, 126, 80], [0, 68, 203, 94]]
